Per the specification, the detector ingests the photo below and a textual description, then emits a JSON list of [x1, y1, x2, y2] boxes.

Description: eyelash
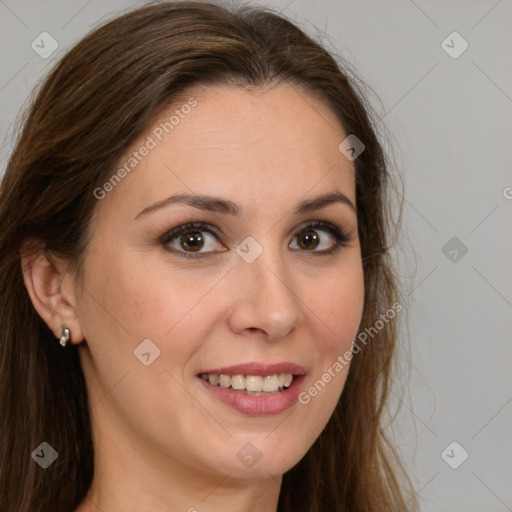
[[160, 220, 351, 259]]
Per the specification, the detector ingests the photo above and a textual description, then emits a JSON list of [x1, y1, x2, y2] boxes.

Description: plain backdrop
[[1, 1, 511, 510]]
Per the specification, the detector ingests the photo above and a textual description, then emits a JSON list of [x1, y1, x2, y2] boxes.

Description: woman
[[0, 2, 418, 511]]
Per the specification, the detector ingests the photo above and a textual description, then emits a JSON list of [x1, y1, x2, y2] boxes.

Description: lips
[[196, 362, 307, 416]]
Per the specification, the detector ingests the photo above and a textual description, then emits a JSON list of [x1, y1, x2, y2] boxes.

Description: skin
[[22, 83, 365, 512]]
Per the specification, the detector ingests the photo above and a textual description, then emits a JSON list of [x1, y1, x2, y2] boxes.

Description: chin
[[197, 434, 310, 480]]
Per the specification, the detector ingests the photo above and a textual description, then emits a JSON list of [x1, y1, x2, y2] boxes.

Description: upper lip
[[198, 362, 306, 376]]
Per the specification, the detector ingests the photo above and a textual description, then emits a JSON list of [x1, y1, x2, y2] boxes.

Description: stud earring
[[59, 327, 71, 347]]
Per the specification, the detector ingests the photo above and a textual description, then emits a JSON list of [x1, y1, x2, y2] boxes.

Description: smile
[[197, 362, 306, 416]]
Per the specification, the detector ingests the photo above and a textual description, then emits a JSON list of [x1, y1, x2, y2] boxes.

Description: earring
[[59, 327, 71, 347]]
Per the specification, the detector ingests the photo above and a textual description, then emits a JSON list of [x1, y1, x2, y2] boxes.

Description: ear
[[20, 241, 85, 345]]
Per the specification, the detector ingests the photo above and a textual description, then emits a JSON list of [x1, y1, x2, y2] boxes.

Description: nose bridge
[[228, 236, 303, 339]]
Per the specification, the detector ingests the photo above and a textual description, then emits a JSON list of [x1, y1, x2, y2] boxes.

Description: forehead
[[95, 83, 356, 220]]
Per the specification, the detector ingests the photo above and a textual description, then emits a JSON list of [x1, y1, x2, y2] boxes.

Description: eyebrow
[[134, 190, 356, 220]]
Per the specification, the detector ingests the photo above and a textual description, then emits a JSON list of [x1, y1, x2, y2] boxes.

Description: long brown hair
[[0, 2, 418, 510]]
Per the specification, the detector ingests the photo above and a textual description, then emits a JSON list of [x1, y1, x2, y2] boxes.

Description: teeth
[[219, 374, 231, 388], [246, 375, 262, 392], [200, 373, 294, 392], [208, 374, 220, 386], [231, 375, 245, 390], [262, 375, 279, 391]]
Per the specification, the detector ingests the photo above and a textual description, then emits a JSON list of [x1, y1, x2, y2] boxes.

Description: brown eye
[[289, 221, 348, 253], [180, 232, 204, 252], [163, 222, 226, 256], [297, 230, 320, 250]]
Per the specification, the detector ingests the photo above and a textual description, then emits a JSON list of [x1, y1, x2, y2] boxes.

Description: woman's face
[[74, 83, 364, 481]]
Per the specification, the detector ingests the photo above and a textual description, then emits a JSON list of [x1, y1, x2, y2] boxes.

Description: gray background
[[1, 0, 511, 510]]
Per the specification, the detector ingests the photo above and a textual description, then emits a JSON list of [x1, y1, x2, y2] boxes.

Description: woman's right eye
[[161, 222, 227, 257]]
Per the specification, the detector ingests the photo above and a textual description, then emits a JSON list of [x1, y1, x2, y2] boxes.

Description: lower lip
[[197, 375, 306, 416]]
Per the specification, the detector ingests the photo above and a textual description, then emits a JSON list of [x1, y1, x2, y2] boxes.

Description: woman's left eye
[[289, 221, 348, 253]]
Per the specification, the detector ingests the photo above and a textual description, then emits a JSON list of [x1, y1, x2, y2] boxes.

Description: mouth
[[196, 362, 306, 416]]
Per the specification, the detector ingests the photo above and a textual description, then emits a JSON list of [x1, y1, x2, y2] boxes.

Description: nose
[[227, 244, 304, 341]]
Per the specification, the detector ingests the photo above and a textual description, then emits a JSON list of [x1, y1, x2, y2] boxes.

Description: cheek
[[79, 250, 231, 381], [82, 246, 209, 333], [296, 260, 364, 419], [306, 259, 365, 353]]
